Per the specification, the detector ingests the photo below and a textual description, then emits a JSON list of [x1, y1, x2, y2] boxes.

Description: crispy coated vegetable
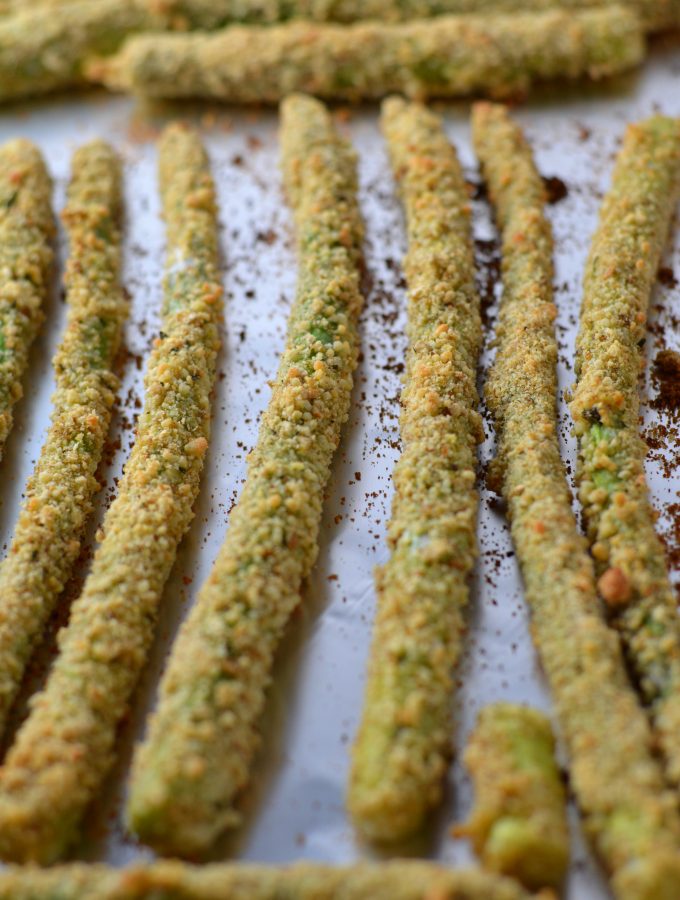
[[94, 7, 644, 104], [0, 124, 222, 865], [570, 117, 680, 791], [0, 141, 126, 736], [0, 139, 53, 455], [0, 861, 532, 900], [458, 704, 569, 891], [348, 98, 481, 844], [472, 102, 680, 900], [126, 94, 364, 857]]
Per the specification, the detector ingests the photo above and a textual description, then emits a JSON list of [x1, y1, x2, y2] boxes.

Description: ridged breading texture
[[0, 140, 126, 737], [459, 704, 569, 891], [0, 139, 53, 454], [473, 102, 680, 900], [0, 861, 532, 900], [348, 97, 481, 844], [126, 94, 364, 857], [0, 124, 222, 865], [96, 7, 644, 103], [570, 116, 680, 792]]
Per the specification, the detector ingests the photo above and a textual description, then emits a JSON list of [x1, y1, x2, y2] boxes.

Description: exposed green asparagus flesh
[[472, 102, 680, 900], [0, 141, 126, 737], [126, 94, 364, 857], [570, 116, 680, 790], [459, 704, 569, 891], [94, 6, 644, 104], [0, 139, 53, 455], [0, 124, 222, 865], [348, 98, 481, 845], [0, 861, 532, 900]]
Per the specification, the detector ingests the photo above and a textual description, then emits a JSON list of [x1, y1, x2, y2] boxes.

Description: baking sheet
[[0, 37, 678, 898]]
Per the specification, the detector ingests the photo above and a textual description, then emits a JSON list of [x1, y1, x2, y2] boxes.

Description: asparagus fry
[[0, 124, 222, 865], [126, 94, 364, 857], [458, 704, 569, 891], [0, 141, 126, 736], [472, 102, 680, 899], [348, 98, 482, 844], [0, 139, 53, 456], [94, 6, 644, 104], [570, 117, 680, 789], [0, 861, 532, 900]]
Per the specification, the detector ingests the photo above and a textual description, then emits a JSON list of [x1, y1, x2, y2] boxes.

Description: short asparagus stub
[[458, 704, 569, 891], [472, 101, 680, 899], [94, 6, 644, 104], [570, 115, 680, 790], [0, 861, 532, 900], [126, 94, 364, 857], [0, 138, 53, 457], [348, 97, 482, 844], [0, 140, 126, 737], [0, 124, 222, 865]]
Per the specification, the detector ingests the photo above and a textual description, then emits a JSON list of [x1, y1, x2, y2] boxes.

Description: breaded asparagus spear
[[125, 95, 363, 858], [0, 139, 53, 456], [95, 6, 644, 104], [570, 117, 680, 789], [472, 102, 680, 900], [458, 704, 569, 891], [0, 141, 126, 736], [0, 861, 532, 900], [347, 98, 482, 844], [0, 124, 222, 865]]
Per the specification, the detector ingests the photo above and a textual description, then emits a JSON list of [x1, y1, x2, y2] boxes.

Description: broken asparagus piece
[[0, 861, 532, 900], [94, 6, 644, 104], [0, 140, 126, 736], [0, 124, 222, 865], [571, 116, 680, 789], [348, 97, 482, 844], [472, 101, 680, 899], [126, 94, 364, 857], [0, 139, 53, 456], [458, 704, 569, 891]]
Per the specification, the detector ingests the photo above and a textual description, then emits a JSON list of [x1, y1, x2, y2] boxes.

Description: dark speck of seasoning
[[658, 266, 678, 289], [543, 176, 568, 205]]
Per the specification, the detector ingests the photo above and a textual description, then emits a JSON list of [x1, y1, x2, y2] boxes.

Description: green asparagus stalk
[[0, 141, 126, 736], [0, 139, 53, 455], [0, 861, 532, 900], [570, 116, 680, 791], [93, 6, 644, 104], [0, 123, 222, 864], [472, 101, 680, 900], [348, 97, 482, 844], [458, 704, 569, 891], [125, 94, 364, 857]]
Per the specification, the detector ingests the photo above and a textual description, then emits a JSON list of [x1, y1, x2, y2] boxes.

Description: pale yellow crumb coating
[[570, 116, 680, 791], [0, 123, 222, 864], [473, 102, 680, 900], [0, 138, 53, 455], [126, 94, 364, 857], [0, 141, 126, 736], [348, 97, 482, 844], [459, 703, 569, 891]]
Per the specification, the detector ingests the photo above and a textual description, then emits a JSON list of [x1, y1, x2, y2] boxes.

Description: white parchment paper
[[0, 38, 678, 899]]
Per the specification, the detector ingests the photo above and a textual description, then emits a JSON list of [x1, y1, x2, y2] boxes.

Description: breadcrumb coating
[[0, 141, 126, 737], [473, 102, 680, 900], [0, 124, 222, 864], [570, 116, 680, 792], [0, 139, 53, 456], [95, 7, 644, 104], [348, 98, 482, 844], [458, 704, 569, 891], [126, 94, 364, 857], [0, 861, 532, 900]]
